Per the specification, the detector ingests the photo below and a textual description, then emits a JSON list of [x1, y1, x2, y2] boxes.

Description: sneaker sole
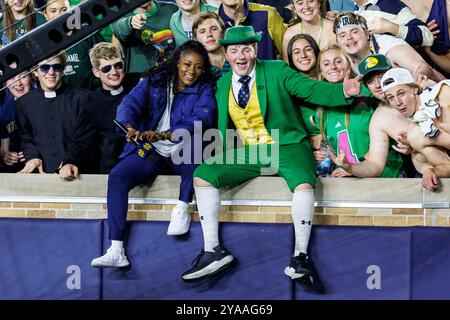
[[182, 255, 234, 282], [284, 266, 312, 279], [167, 218, 192, 236], [167, 226, 190, 236], [91, 260, 130, 268]]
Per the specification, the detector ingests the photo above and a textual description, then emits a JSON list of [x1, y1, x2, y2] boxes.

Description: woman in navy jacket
[[91, 40, 217, 268]]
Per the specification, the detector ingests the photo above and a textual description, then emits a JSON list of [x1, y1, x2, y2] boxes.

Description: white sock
[[176, 200, 189, 211], [292, 189, 315, 256], [194, 186, 220, 252], [111, 240, 124, 252]]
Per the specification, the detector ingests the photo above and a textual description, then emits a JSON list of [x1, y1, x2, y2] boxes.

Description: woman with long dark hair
[[91, 40, 217, 268], [286, 33, 320, 79]]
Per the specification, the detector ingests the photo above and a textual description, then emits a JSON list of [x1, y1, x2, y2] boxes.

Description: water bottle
[[315, 138, 334, 177]]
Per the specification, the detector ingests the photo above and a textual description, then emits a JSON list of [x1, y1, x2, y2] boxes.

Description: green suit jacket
[[215, 60, 353, 149]]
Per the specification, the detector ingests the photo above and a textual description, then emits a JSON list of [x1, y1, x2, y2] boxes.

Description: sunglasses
[[99, 61, 124, 74], [38, 63, 64, 73]]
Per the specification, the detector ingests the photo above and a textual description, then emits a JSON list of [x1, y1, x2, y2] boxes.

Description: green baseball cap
[[358, 54, 392, 81], [218, 25, 262, 45]]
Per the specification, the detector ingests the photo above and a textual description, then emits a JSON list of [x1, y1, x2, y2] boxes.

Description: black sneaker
[[284, 252, 314, 282], [182, 245, 234, 282]]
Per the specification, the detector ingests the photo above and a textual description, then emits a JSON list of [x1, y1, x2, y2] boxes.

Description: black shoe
[[284, 252, 314, 282], [182, 245, 234, 282]]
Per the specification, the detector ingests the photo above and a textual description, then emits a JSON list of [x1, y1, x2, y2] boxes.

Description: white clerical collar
[[110, 86, 124, 96], [44, 91, 57, 98]]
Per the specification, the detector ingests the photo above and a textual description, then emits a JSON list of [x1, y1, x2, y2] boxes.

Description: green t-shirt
[[111, 1, 178, 74], [300, 95, 403, 178]]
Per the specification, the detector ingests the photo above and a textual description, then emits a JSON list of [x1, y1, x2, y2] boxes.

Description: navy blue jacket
[[116, 75, 217, 159]]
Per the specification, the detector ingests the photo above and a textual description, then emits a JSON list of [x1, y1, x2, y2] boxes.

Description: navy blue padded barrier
[[2, 219, 450, 300], [411, 227, 450, 299], [101, 221, 293, 300], [0, 218, 102, 299], [295, 226, 412, 300]]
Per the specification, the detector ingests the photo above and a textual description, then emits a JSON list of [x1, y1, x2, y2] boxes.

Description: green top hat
[[218, 25, 262, 45], [358, 54, 392, 81]]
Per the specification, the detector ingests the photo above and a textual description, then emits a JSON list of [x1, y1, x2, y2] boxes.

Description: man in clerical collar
[[16, 52, 96, 179], [35, 55, 66, 97], [83, 42, 139, 174], [90, 42, 126, 95]]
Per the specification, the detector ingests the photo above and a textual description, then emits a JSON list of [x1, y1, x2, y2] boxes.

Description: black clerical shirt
[[80, 75, 140, 173], [16, 84, 95, 173], [84, 86, 127, 173]]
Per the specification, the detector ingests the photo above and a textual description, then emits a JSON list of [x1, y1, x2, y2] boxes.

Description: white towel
[[411, 80, 450, 139]]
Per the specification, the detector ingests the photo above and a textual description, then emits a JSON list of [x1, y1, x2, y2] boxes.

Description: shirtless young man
[[381, 67, 450, 191], [331, 63, 450, 191]]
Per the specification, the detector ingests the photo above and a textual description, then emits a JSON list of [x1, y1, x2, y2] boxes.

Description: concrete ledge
[[1, 173, 449, 207], [1, 174, 449, 226]]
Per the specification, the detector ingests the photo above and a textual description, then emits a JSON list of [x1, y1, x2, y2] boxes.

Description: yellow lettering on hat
[[366, 57, 379, 69]]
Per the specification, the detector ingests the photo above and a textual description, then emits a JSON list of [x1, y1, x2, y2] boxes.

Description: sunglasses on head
[[99, 61, 124, 74], [38, 63, 64, 73]]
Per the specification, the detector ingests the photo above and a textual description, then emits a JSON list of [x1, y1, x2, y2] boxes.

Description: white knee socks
[[291, 189, 315, 256], [194, 186, 221, 252]]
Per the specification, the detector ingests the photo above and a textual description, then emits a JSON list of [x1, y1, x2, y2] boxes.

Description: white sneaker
[[91, 247, 130, 268], [167, 205, 191, 236]]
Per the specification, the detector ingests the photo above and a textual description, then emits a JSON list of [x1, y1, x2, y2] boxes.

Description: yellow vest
[[229, 82, 274, 145]]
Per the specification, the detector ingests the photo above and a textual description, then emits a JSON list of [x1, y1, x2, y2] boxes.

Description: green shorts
[[194, 142, 316, 192]]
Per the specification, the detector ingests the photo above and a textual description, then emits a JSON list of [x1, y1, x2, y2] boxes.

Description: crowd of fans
[[1, 0, 448, 178], [1, 0, 450, 282]]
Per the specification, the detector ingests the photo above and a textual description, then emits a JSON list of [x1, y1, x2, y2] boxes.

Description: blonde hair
[[89, 42, 124, 69], [317, 44, 354, 81]]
